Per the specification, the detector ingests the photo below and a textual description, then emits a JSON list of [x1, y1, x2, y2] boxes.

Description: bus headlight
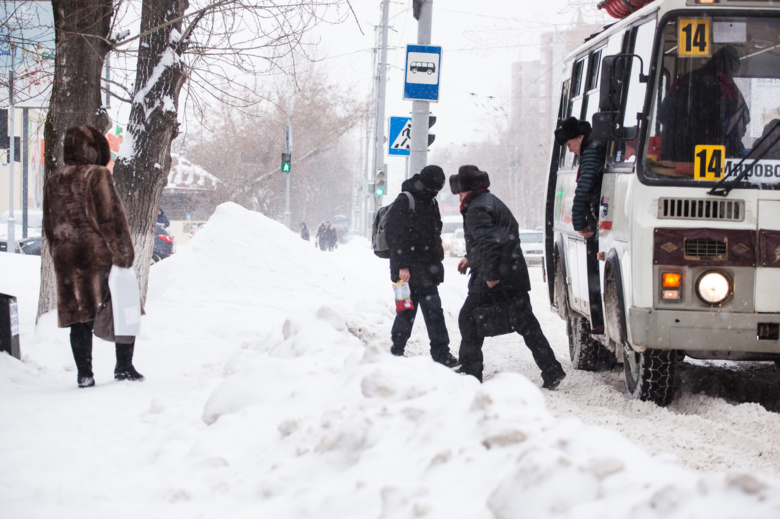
[[695, 271, 731, 305]]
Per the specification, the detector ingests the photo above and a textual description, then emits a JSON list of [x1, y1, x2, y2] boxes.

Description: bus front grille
[[658, 198, 744, 221], [684, 237, 728, 261]]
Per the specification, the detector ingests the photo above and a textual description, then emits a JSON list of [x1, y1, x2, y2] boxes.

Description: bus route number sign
[[694, 145, 726, 181], [679, 19, 710, 57]]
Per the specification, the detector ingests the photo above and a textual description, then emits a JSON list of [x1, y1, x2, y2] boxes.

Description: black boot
[[70, 323, 95, 388], [115, 343, 144, 381]]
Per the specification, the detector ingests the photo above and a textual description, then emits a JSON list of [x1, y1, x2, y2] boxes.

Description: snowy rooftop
[[166, 153, 219, 191]]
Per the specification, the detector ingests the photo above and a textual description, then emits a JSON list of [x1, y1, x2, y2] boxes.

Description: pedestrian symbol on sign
[[388, 116, 412, 156]]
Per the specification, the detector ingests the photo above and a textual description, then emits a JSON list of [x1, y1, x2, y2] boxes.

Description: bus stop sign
[[404, 45, 441, 102]]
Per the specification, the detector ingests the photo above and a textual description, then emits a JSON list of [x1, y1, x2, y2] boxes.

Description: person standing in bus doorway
[[384, 165, 459, 368], [449, 165, 566, 388], [554, 116, 606, 333]]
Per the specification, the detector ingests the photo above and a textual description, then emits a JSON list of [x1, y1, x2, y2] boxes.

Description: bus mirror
[[600, 55, 630, 112], [592, 112, 622, 141]]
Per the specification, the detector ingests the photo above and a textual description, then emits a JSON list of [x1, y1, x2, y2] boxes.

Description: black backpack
[[372, 191, 415, 258]]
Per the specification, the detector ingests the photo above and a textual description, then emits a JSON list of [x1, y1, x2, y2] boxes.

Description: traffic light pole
[[409, 1, 433, 178], [371, 0, 391, 217]]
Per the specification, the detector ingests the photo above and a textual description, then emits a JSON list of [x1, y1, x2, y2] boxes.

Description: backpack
[[372, 191, 415, 258]]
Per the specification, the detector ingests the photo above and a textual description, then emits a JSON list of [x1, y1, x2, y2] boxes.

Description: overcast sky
[[307, 0, 610, 150]]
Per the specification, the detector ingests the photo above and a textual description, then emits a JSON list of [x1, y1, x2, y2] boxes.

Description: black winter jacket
[[461, 190, 530, 294], [572, 137, 606, 232], [385, 174, 445, 286]]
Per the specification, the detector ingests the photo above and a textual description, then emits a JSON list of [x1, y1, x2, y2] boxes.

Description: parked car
[[450, 228, 466, 257], [519, 229, 544, 265], [441, 215, 463, 252], [153, 224, 175, 264]]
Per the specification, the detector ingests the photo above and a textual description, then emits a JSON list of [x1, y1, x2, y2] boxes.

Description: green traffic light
[[375, 187, 385, 196], [282, 162, 291, 173]]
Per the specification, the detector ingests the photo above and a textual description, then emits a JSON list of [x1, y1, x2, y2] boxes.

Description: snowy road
[[426, 258, 780, 478]]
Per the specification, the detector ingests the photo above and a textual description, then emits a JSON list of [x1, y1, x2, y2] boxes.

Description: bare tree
[[34, 0, 356, 318], [36, 0, 114, 320]]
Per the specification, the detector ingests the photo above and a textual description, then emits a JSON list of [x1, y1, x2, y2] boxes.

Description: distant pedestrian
[[449, 165, 565, 388], [157, 207, 170, 228], [316, 222, 328, 251], [42, 126, 144, 388], [326, 222, 338, 251], [384, 165, 458, 367], [300, 222, 310, 241]]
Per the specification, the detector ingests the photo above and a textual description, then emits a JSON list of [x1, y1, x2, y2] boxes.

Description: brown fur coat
[[43, 126, 134, 328]]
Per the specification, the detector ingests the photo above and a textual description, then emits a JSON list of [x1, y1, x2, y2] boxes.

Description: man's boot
[[114, 343, 144, 381]]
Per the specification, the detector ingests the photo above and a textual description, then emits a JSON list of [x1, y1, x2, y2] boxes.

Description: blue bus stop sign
[[403, 45, 441, 102]]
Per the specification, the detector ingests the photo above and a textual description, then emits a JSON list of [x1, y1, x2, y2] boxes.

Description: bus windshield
[[643, 15, 780, 188]]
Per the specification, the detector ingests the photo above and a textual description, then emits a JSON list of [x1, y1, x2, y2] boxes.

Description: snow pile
[[1, 202, 779, 518]]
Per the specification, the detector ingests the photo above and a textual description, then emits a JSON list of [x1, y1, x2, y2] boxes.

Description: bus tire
[[623, 347, 677, 406], [567, 315, 602, 371]]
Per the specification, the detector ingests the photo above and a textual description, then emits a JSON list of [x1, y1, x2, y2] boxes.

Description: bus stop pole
[[409, 1, 432, 179]]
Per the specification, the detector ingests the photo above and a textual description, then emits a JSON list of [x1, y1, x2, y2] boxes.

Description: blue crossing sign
[[388, 116, 412, 156], [403, 45, 441, 102]]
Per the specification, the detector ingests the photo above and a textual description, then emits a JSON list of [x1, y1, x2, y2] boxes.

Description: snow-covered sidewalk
[[1, 202, 779, 518]]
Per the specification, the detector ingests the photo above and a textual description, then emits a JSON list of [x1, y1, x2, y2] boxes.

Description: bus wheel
[[623, 347, 676, 406], [567, 316, 602, 371]]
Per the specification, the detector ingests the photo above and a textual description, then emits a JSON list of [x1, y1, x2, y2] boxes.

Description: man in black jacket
[[554, 116, 606, 331], [450, 165, 565, 388], [385, 165, 458, 367]]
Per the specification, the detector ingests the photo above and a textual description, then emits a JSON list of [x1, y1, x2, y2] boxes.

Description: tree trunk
[[37, 0, 113, 321], [112, 0, 189, 303]]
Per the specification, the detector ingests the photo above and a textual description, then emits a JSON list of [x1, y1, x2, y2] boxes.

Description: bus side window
[[564, 59, 586, 169], [610, 18, 656, 165]]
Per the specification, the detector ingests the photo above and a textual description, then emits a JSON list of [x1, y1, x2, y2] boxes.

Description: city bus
[[543, 0, 780, 405]]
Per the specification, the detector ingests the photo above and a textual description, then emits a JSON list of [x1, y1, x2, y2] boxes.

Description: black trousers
[[457, 291, 562, 381], [70, 321, 136, 376], [391, 282, 450, 359]]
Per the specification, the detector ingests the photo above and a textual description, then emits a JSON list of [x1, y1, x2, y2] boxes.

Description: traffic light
[[281, 152, 291, 173], [375, 170, 386, 196], [428, 115, 436, 146]]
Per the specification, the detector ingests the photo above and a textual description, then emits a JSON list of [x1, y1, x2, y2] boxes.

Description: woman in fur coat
[[43, 125, 143, 388]]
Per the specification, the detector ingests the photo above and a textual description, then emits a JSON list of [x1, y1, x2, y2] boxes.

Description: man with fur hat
[[449, 165, 566, 388], [554, 116, 606, 332], [42, 125, 143, 388], [384, 165, 459, 367]]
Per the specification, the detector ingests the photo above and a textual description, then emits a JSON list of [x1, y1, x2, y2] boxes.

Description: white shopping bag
[[108, 266, 142, 336]]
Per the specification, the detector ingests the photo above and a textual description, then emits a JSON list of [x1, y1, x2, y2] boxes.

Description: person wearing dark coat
[[384, 165, 458, 367], [42, 125, 144, 388], [449, 165, 565, 388], [316, 222, 328, 250], [300, 222, 310, 241], [554, 116, 606, 331], [157, 207, 170, 228]]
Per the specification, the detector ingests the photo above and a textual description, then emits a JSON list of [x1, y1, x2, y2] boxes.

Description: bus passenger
[[659, 45, 750, 162], [554, 116, 606, 332]]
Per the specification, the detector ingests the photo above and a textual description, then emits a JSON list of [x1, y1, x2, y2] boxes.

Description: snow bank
[[1, 202, 779, 518]]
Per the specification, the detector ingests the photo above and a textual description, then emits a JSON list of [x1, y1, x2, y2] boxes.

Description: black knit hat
[[554, 116, 591, 146], [419, 165, 445, 191], [449, 165, 490, 194]]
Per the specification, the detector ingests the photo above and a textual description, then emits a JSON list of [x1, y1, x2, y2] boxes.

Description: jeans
[[391, 283, 450, 359], [457, 291, 562, 381]]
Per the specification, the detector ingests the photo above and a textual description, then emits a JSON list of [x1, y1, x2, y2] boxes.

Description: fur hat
[[419, 165, 445, 191], [554, 117, 591, 146], [449, 165, 490, 194], [64, 126, 111, 167]]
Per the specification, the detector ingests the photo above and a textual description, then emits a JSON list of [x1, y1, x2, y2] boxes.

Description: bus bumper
[[628, 308, 780, 353]]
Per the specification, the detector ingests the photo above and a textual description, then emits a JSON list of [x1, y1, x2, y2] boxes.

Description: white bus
[[544, 0, 780, 405]]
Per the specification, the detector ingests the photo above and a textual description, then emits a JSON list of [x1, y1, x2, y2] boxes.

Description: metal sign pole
[[409, 1, 433, 178], [6, 45, 16, 253]]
